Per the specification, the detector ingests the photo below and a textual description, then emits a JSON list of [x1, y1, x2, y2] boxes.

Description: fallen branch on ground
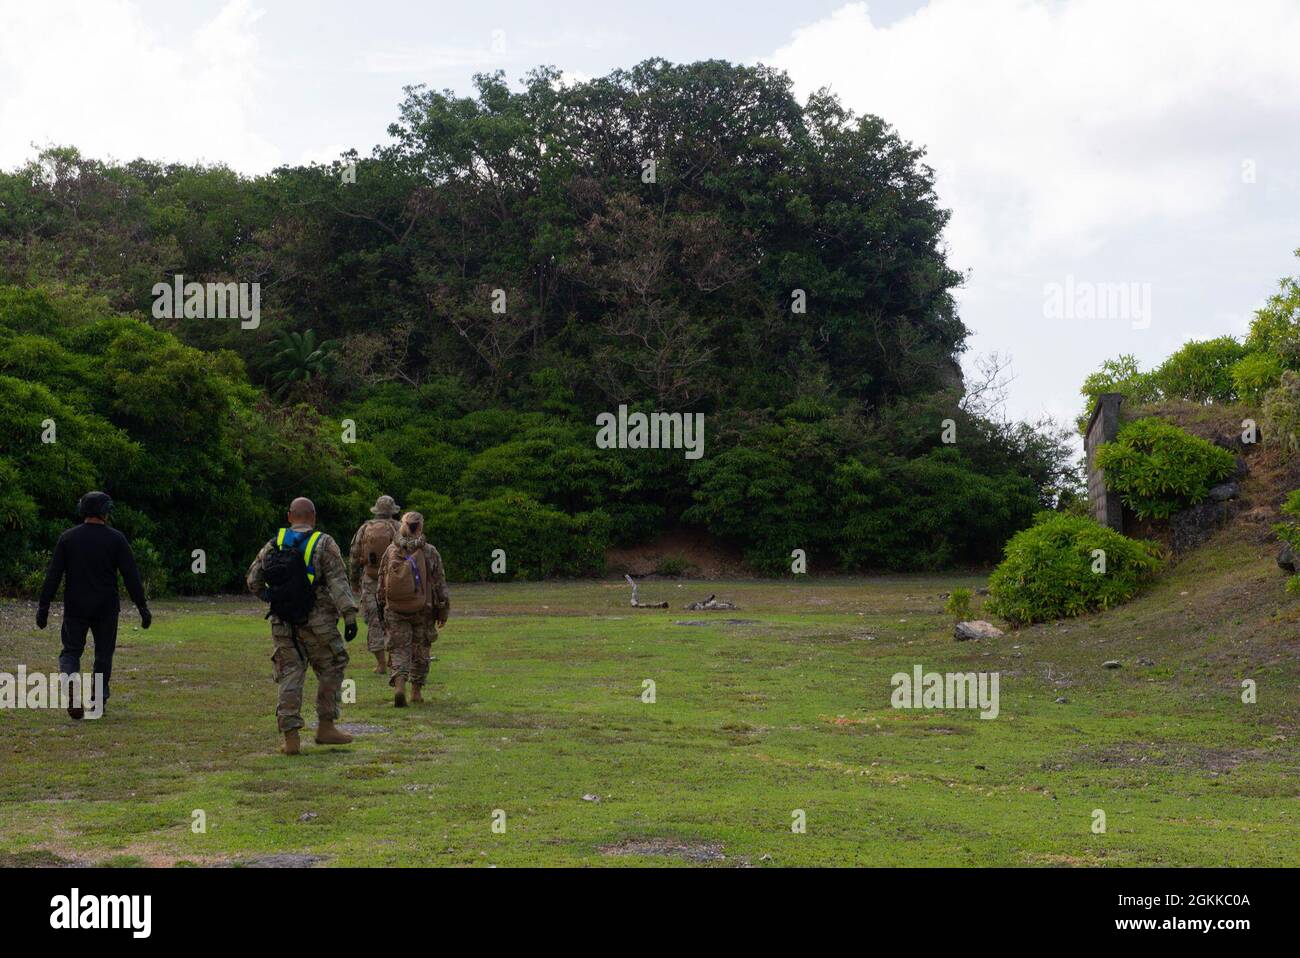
[[625, 574, 669, 609]]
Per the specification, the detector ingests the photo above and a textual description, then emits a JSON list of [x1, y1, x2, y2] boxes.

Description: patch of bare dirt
[[604, 528, 746, 579], [598, 838, 726, 863], [1129, 400, 1255, 445], [0, 599, 47, 637], [309, 722, 390, 735], [225, 853, 328, 868], [1023, 851, 1113, 866], [0, 849, 86, 867], [1053, 741, 1273, 774], [675, 618, 760, 627], [1239, 445, 1300, 522]]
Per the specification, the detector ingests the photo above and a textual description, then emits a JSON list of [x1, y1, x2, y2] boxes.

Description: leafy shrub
[[1095, 418, 1236, 519], [986, 514, 1162, 625], [1077, 355, 1160, 431], [339, 385, 673, 548], [1274, 490, 1300, 595], [944, 588, 973, 620], [831, 450, 1039, 571], [0, 286, 367, 596], [1245, 267, 1300, 367], [458, 430, 619, 511], [1232, 352, 1284, 404], [1149, 336, 1247, 404], [1056, 489, 1093, 519], [686, 407, 1043, 575], [129, 538, 170, 597], [684, 424, 843, 574], [1262, 371, 1300, 458], [654, 555, 692, 577], [407, 489, 608, 581]]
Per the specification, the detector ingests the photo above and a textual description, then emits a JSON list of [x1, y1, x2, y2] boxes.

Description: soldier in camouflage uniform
[[246, 497, 360, 755], [376, 511, 449, 708], [348, 495, 402, 675]]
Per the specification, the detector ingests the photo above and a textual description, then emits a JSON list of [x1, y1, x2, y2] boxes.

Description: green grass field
[[2, 530, 1298, 867]]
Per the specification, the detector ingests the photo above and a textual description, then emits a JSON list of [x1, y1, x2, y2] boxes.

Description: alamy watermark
[[1, 668, 103, 719], [152, 274, 260, 329], [595, 405, 704, 460], [890, 664, 1000, 719], [1043, 275, 1151, 330], [50, 888, 151, 938]]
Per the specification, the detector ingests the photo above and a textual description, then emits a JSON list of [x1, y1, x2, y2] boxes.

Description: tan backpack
[[383, 546, 429, 614], [359, 519, 397, 578]]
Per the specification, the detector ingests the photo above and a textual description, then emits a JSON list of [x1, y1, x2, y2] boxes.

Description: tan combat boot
[[410, 683, 423, 704], [315, 720, 354, 745], [282, 730, 301, 755], [373, 651, 386, 674], [393, 675, 407, 708]]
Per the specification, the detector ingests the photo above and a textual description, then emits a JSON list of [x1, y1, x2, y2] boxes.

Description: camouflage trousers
[[359, 576, 387, 653], [386, 610, 437, 686], [270, 621, 350, 733]]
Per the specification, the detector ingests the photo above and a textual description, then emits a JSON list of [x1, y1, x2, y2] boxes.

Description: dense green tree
[[0, 60, 1082, 588]]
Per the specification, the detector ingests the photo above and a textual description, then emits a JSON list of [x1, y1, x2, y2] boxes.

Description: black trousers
[[58, 611, 119, 702]]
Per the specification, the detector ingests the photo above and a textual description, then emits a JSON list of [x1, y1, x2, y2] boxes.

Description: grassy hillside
[[1, 522, 1297, 866]]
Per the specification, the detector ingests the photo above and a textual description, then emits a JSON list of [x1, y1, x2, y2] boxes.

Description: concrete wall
[[1084, 393, 1124, 531]]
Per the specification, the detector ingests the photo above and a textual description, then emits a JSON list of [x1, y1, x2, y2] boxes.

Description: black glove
[[35, 605, 49, 630], [344, 619, 358, 643], [139, 606, 152, 630], [258, 587, 271, 603]]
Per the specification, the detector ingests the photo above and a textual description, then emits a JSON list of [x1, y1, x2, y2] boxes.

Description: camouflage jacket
[[348, 517, 401, 585], [246, 525, 359, 627], [377, 536, 450, 621]]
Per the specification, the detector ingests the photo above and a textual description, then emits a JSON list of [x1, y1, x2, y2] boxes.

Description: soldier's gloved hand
[[435, 608, 448, 629], [35, 605, 49, 630], [344, 618, 358, 643], [139, 605, 152, 630]]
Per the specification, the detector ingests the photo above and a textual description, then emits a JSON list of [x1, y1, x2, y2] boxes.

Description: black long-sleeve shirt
[[38, 522, 147, 618]]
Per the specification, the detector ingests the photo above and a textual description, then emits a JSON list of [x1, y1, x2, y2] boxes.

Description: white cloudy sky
[[2, 0, 1298, 428]]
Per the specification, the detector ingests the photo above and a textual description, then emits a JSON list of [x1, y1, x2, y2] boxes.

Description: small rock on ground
[[954, 620, 1003, 641], [1279, 543, 1298, 574], [1207, 481, 1239, 502]]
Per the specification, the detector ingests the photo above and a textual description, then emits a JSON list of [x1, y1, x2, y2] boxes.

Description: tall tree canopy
[[0, 60, 1074, 585]]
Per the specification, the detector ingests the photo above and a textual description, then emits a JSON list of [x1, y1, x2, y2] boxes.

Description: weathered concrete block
[[1085, 393, 1124, 532]]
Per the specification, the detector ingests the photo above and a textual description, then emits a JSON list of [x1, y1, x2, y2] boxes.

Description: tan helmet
[[371, 495, 400, 517]]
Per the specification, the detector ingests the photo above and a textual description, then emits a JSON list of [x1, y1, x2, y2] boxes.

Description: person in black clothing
[[36, 491, 151, 719]]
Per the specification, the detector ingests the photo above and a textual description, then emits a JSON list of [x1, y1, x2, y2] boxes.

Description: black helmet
[[77, 491, 114, 518]]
